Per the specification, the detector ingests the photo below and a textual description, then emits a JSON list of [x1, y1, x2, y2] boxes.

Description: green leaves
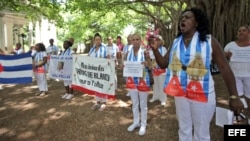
[[1, 0, 64, 26], [59, 0, 186, 42], [1, 0, 187, 47]]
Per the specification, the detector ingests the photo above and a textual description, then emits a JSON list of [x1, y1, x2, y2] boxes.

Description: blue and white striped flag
[[0, 53, 33, 84]]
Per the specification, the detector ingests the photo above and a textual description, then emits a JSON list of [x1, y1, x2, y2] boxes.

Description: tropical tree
[[0, 0, 64, 26], [188, 0, 250, 46], [1, 0, 250, 48], [64, 0, 250, 47], [62, 0, 186, 48]]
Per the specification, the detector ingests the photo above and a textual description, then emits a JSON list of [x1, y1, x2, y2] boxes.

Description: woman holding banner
[[11, 43, 24, 55], [61, 40, 74, 100], [125, 33, 152, 136], [89, 33, 110, 111], [106, 36, 119, 90]]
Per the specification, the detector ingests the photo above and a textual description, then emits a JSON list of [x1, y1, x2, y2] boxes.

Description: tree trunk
[[190, 0, 250, 47], [135, 0, 250, 49]]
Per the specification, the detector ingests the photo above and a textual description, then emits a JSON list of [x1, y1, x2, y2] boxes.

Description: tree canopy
[[1, 0, 250, 48], [0, 0, 64, 26]]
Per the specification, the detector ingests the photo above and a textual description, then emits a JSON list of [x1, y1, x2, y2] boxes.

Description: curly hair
[[35, 43, 46, 51], [64, 40, 73, 47], [177, 7, 210, 41]]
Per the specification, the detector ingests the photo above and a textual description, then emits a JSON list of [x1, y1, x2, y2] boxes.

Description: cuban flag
[[0, 53, 33, 84]]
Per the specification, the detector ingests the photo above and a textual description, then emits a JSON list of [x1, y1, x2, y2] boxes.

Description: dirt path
[[0, 70, 227, 141]]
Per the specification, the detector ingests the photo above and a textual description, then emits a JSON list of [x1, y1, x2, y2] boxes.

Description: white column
[[50, 23, 57, 44], [0, 13, 4, 50], [4, 23, 7, 47], [35, 21, 41, 43], [41, 18, 49, 45], [6, 22, 14, 52], [28, 22, 33, 46]]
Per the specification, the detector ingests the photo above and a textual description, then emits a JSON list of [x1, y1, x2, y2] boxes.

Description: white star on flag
[[173, 80, 176, 85], [191, 85, 197, 91]]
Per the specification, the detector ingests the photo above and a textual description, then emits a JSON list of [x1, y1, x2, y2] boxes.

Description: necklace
[[183, 38, 192, 48]]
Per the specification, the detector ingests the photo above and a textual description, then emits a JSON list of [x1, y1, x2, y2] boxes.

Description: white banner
[[230, 48, 250, 62], [71, 56, 115, 98], [123, 61, 143, 77], [48, 55, 73, 80]]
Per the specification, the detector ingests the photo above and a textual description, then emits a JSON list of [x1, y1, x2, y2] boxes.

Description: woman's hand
[[143, 60, 153, 70], [143, 61, 149, 67], [229, 98, 244, 115], [224, 51, 232, 58]]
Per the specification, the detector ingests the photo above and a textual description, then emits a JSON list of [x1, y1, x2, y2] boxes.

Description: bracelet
[[229, 95, 239, 100]]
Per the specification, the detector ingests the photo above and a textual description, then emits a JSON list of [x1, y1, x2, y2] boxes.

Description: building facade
[[0, 10, 57, 53]]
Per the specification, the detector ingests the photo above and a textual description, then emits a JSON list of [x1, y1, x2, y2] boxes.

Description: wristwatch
[[229, 95, 239, 100]]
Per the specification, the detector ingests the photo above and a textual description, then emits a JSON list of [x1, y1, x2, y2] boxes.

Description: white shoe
[[161, 102, 166, 106], [139, 126, 146, 136], [65, 94, 74, 100], [149, 98, 155, 103], [35, 92, 41, 96], [0, 85, 3, 90], [62, 93, 69, 99], [40, 92, 46, 96], [127, 123, 140, 132], [126, 92, 130, 97], [99, 104, 106, 111]]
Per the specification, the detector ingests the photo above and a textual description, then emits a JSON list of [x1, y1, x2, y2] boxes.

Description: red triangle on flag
[[153, 68, 166, 76], [186, 81, 207, 102], [164, 76, 185, 96], [0, 63, 3, 72], [126, 77, 136, 89], [137, 79, 150, 91]]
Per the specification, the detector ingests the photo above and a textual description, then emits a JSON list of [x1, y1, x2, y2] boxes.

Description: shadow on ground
[[0, 70, 226, 141]]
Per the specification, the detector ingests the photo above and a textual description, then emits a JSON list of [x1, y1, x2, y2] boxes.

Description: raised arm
[[150, 40, 170, 69]]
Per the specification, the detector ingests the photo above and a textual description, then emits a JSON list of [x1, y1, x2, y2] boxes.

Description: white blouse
[[224, 41, 250, 77]]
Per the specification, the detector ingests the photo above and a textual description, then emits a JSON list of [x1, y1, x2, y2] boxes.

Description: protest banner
[[71, 56, 115, 99], [123, 61, 143, 77], [48, 55, 73, 80]]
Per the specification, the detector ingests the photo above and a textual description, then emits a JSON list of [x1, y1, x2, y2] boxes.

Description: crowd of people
[[1, 7, 250, 140]]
